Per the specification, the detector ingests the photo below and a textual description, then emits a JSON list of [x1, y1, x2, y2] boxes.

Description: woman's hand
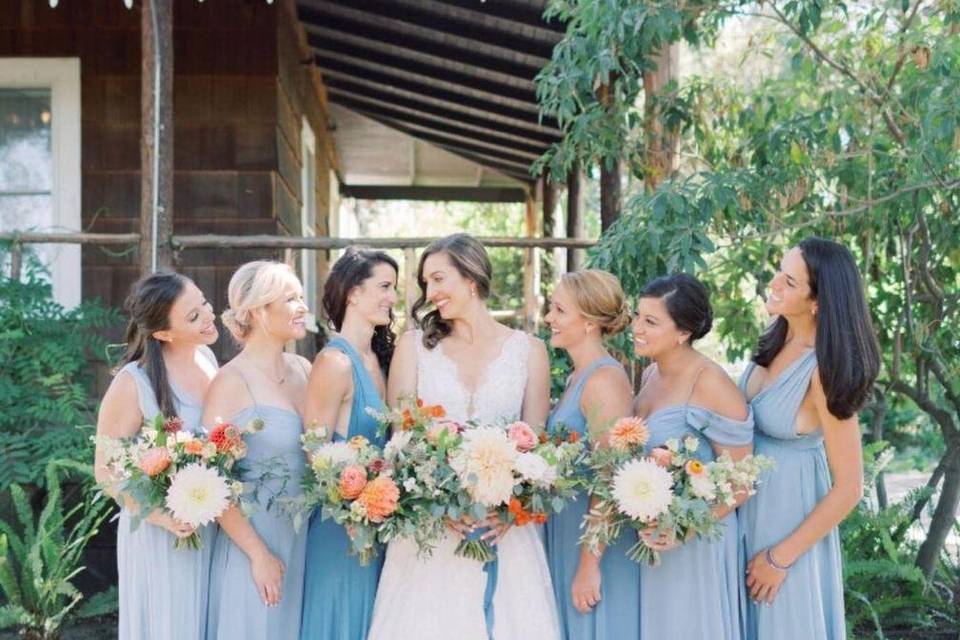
[[478, 512, 511, 546], [639, 522, 682, 552], [571, 556, 602, 613], [445, 515, 475, 540], [250, 551, 286, 607], [146, 510, 195, 539], [746, 549, 788, 604]]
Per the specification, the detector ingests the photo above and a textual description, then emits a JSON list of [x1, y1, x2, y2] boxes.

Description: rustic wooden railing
[[0, 231, 596, 330]]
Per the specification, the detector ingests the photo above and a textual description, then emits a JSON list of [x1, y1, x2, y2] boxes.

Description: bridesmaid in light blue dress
[[203, 261, 313, 640], [631, 273, 754, 639], [94, 271, 220, 639], [738, 238, 879, 639], [300, 248, 398, 640], [542, 270, 639, 640]]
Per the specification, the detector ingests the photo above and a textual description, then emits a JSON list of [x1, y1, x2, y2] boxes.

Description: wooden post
[[9, 241, 22, 280], [140, 0, 174, 274], [566, 164, 584, 272], [541, 174, 559, 301], [599, 158, 621, 232], [404, 247, 417, 330], [642, 43, 680, 192], [523, 193, 540, 332]]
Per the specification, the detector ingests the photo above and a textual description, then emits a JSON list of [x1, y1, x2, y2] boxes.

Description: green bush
[[0, 251, 120, 489], [0, 460, 117, 639]]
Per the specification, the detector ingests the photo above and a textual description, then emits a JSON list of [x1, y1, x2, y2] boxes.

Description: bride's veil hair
[[412, 233, 492, 349]]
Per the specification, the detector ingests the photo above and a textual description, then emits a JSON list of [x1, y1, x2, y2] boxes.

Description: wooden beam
[[339, 185, 528, 202], [327, 87, 560, 144], [431, 0, 566, 33], [567, 164, 584, 271], [140, 0, 174, 273], [171, 235, 596, 250]]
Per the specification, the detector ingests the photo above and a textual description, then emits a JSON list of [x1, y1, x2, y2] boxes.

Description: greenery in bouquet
[[96, 414, 260, 549]]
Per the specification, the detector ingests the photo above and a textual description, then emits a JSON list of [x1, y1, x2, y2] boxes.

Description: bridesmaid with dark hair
[[740, 237, 879, 639], [94, 271, 219, 639], [299, 247, 399, 640], [632, 272, 754, 640]]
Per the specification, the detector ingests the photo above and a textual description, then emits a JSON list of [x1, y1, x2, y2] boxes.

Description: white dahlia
[[165, 463, 231, 527], [451, 427, 519, 507], [515, 452, 556, 487], [612, 458, 674, 523], [312, 441, 358, 470]]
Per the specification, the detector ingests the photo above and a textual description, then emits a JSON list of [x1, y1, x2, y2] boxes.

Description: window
[[300, 117, 318, 315], [0, 58, 81, 307]]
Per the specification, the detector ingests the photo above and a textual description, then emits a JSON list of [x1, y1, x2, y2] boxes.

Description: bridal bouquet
[[97, 414, 260, 549], [581, 422, 774, 565], [293, 430, 400, 565], [449, 421, 587, 563]]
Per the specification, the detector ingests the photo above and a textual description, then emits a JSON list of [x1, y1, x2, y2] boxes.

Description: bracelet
[[765, 547, 793, 571]]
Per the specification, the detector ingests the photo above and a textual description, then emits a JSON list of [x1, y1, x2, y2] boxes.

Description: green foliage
[[0, 460, 117, 639], [0, 249, 121, 489], [841, 442, 957, 637]]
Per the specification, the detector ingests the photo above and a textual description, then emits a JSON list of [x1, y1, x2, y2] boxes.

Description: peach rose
[[183, 439, 204, 456], [507, 422, 538, 452], [427, 421, 461, 445], [139, 447, 171, 477], [357, 476, 400, 523], [338, 465, 368, 500], [608, 417, 650, 451], [649, 447, 673, 468]]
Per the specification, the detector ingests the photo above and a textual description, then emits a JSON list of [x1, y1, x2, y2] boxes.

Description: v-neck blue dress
[[300, 336, 387, 640], [738, 350, 845, 639]]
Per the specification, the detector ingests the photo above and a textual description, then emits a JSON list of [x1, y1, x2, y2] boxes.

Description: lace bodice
[[415, 329, 530, 424]]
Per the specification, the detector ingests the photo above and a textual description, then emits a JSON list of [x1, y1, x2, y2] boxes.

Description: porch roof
[[297, 0, 564, 197]]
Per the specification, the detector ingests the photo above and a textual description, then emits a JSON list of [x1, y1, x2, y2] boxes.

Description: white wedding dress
[[368, 329, 561, 640]]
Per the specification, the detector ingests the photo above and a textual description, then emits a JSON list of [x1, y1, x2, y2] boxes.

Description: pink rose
[[338, 465, 368, 500], [427, 421, 461, 445], [508, 422, 538, 452], [649, 447, 673, 468], [139, 447, 171, 477]]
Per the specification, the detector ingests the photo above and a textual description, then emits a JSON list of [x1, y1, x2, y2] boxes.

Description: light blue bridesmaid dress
[[544, 356, 641, 640], [640, 385, 753, 640], [739, 349, 845, 639], [206, 371, 308, 640], [116, 346, 217, 640], [300, 336, 386, 640]]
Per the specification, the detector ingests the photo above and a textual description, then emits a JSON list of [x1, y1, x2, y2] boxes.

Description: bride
[[368, 233, 561, 640]]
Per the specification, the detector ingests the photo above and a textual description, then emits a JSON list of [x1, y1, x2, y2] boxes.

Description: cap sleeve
[[687, 405, 754, 447]]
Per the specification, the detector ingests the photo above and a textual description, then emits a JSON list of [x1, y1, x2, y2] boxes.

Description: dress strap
[[233, 367, 263, 421], [684, 366, 709, 407]]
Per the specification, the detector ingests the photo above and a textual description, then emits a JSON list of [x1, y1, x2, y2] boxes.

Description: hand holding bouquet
[[97, 414, 260, 549]]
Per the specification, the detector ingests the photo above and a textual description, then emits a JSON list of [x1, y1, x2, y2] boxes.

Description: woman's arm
[[304, 349, 353, 439], [521, 337, 550, 429], [387, 331, 418, 409], [747, 369, 863, 604], [571, 365, 634, 614], [203, 367, 286, 607]]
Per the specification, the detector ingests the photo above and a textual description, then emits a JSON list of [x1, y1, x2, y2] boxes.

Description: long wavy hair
[[411, 233, 492, 349], [321, 247, 399, 372], [753, 237, 880, 419], [117, 270, 188, 418]]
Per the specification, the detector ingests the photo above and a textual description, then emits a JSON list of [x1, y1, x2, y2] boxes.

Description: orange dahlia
[[357, 475, 399, 523]]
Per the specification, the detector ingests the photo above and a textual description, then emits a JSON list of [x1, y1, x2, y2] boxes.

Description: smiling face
[[422, 251, 477, 320], [152, 280, 218, 346], [765, 246, 817, 319], [258, 275, 309, 341], [544, 282, 593, 350], [348, 261, 398, 328], [631, 295, 689, 359]]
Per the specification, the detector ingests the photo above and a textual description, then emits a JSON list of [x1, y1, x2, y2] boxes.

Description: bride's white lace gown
[[368, 330, 561, 640]]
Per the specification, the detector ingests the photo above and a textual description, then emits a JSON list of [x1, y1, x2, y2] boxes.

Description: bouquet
[[292, 429, 400, 565], [98, 414, 260, 549], [449, 421, 587, 563], [582, 419, 774, 565]]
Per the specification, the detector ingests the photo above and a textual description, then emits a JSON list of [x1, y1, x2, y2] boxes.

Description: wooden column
[[140, 0, 174, 274], [599, 158, 621, 232], [404, 247, 418, 330], [643, 43, 680, 192], [566, 164, 584, 272], [523, 192, 540, 332], [541, 173, 559, 298]]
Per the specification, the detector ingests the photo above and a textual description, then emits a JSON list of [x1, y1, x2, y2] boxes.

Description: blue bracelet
[[765, 547, 793, 571]]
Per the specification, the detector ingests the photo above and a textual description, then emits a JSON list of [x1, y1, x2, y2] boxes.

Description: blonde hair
[[558, 269, 631, 335], [221, 261, 300, 342]]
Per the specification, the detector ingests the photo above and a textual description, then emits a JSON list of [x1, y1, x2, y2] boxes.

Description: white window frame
[[0, 57, 81, 308], [300, 117, 318, 315]]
